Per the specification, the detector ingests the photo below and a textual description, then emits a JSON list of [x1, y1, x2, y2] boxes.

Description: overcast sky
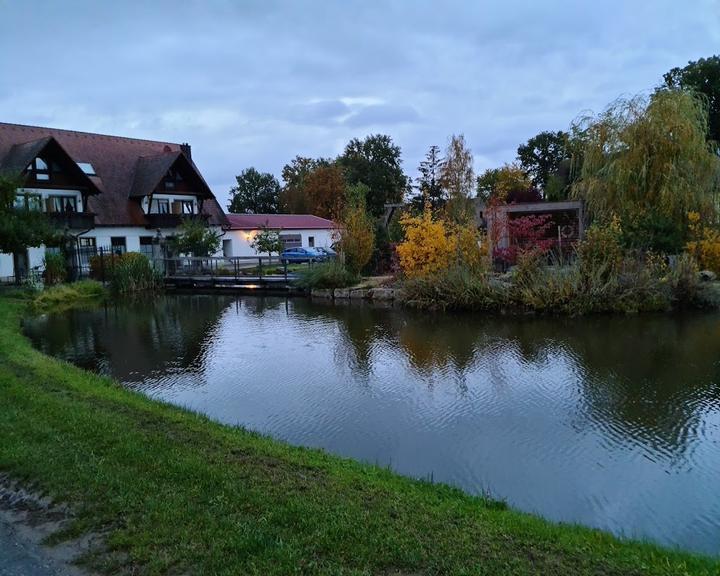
[[1, 0, 719, 208]]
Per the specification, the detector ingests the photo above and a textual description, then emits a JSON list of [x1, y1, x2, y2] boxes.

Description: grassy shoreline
[[0, 294, 718, 575]]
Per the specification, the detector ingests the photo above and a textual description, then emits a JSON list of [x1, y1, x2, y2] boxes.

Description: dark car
[[280, 247, 323, 264], [315, 246, 337, 260]]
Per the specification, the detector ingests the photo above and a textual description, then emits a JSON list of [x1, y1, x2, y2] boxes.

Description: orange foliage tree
[[304, 163, 346, 220], [397, 206, 457, 278]]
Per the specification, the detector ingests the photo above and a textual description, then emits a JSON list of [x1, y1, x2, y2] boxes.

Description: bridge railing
[[158, 256, 321, 282]]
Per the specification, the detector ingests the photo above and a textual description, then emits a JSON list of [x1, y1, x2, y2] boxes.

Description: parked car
[[280, 247, 323, 264], [315, 246, 337, 260]]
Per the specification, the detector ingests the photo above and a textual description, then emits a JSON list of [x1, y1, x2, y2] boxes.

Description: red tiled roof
[[227, 213, 337, 230], [0, 122, 226, 227]]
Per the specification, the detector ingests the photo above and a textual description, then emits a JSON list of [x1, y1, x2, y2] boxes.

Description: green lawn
[[0, 294, 717, 575]]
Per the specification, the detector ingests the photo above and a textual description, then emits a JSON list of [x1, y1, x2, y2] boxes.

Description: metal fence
[[161, 256, 322, 282]]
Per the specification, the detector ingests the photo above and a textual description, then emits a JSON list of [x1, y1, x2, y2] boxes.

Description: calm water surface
[[24, 295, 720, 555]]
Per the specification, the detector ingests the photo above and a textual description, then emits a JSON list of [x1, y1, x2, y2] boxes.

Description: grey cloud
[[0, 0, 719, 209], [342, 104, 421, 128]]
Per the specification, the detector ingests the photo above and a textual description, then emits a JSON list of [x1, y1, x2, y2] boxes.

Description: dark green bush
[[108, 253, 162, 294], [294, 261, 359, 290], [43, 251, 67, 285], [402, 266, 507, 311]]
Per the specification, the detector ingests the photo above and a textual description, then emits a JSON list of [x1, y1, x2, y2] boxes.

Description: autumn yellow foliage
[[397, 208, 458, 278], [340, 203, 375, 274], [456, 224, 487, 272], [686, 211, 720, 273]]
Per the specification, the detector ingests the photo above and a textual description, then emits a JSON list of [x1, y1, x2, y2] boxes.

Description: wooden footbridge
[[160, 256, 311, 291]]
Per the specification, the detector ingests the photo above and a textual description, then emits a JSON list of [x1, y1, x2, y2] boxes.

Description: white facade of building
[[225, 228, 336, 258]]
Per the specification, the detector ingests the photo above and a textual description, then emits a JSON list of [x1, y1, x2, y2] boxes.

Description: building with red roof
[[225, 213, 338, 257], [0, 122, 227, 279]]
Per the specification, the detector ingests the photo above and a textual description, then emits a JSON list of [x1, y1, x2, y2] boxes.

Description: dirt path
[[0, 477, 94, 576], [0, 517, 84, 576]]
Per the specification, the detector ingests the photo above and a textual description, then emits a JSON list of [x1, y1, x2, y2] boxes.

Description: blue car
[[280, 247, 323, 264]]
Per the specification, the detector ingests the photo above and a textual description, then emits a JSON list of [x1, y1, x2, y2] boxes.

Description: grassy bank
[[0, 296, 717, 575], [26, 280, 106, 312]]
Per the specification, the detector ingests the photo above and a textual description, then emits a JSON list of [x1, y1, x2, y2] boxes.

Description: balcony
[[48, 211, 96, 230], [145, 212, 210, 228]]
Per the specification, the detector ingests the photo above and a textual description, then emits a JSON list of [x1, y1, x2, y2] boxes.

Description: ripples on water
[[24, 295, 720, 555]]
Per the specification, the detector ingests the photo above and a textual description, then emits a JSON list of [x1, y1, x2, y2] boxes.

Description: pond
[[24, 294, 720, 555]]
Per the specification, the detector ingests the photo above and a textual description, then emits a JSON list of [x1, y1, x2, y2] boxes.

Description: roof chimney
[[180, 142, 191, 159]]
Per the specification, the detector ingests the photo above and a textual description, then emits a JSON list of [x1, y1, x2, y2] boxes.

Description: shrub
[[294, 261, 359, 290], [169, 219, 222, 256], [43, 251, 67, 285], [401, 266, 506, 311], [340, 203, 375, 275], [456, 224, 488, 273], [493, 214, 555, 266], [89, 252, 121, 280], [577, 219, 624, 285], [397, 207, 457, 278], [108, 253, 162, 294], [32, 280, 105, 312], [686, 211, 720, 273]]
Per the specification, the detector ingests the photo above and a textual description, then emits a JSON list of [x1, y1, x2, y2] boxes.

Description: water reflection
[[24, 296, 720, 554]]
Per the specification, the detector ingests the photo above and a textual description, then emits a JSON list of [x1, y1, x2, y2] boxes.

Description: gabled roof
[[0, 122, 226, 227], [130, 151, 213, 199], [0, 136, 51, 174], [0, 136, 102, 195], [227, 213, 337, 230]]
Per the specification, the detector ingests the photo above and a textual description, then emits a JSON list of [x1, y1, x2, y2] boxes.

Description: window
[[152, 199, 170, 214], [77, 237, 97, 269], [77, 162, 95, 175], [180, 200, 194, 214], [47, 195, 77, 213], [13, 193, 41, 211], [139, 236, 154, 258], [27, 195, 42, 211], [163, 168, 183, 190], [79, 237, 96, 248], [280, 234, 302, 249], [110, 237, 127, 254], [308, 236, 315, 248], [30, 157, 50, 181]]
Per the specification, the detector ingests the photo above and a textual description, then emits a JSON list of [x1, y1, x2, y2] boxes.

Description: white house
[[225, 214, 338, 258], [0, 122, 227, 280]]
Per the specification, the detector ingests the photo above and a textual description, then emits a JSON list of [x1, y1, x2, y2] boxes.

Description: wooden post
[[99, 246, 105, 284]]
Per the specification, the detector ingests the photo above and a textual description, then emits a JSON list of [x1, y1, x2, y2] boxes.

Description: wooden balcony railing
[[145, 212, 210, 228], [47, 211, 96, 230]]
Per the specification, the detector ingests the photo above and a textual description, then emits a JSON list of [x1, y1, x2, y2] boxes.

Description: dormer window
[[30, 157, 50, 181], [77, 162, 96, 176], [163, 167, 183, 191]]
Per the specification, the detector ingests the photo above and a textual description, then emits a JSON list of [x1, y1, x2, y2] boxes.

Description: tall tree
[[0, 174, 55, 257], [476, 164, 540, 204], [663, 55, 720, 148], [169, 219, 222, 256], [440, 134, 475, 223], [412, 145, 445, 211], [572, 90, 720, 251], [339, 134, 408, 218], [304, 163, 347, 220], [228, 168, 281, 214], [516, 130, 570, 194], [279, 156, 329, 213]]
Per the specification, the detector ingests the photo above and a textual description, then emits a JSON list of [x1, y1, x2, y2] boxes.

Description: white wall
[[226, 228, 336, 257], [0, 254, 14, 279], [0, 225, 225, 280]]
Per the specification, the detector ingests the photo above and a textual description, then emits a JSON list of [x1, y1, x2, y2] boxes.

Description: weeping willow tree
[[571, 90, 720, 251]]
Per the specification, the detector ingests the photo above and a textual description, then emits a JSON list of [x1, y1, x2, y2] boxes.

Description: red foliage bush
[[493, 214, 555, 265]]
